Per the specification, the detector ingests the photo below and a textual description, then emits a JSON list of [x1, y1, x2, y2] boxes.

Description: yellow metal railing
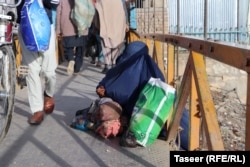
[[128, 30, 250, 151]]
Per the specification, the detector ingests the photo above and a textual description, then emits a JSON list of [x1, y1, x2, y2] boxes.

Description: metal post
[[176, 0, 180, 82], [163, 0, 165, 35], [237, 0, 239, 42], [177, 0, 180, 34], [204, 0, 207, 39]]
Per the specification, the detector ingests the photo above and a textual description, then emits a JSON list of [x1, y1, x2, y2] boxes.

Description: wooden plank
[[14, 37, 22, 88], [56, 37, 59, 65], [145, 38, 152, 57], [14, 37, 21, 69], [166, 44, 176, 131], [167, 44, 175, 86], [57, 36, 65, 64], [189, 71, 200, 150], [167, 55, 192, 143], [191, 51, 224, 150], [153, 40, 167, 80]]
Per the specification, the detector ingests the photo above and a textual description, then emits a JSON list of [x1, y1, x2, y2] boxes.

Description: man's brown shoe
[[44, 96, 55, 114], [28, 111, 44, 125]]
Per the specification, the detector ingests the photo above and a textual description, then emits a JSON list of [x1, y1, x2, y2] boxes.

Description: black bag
[[85, 34, 99, 58]]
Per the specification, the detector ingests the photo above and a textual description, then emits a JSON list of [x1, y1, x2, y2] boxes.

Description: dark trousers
[[63, 35, 87, 72]]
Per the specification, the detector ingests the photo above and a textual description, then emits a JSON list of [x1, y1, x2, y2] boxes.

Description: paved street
[[0, 58, 169, 167]]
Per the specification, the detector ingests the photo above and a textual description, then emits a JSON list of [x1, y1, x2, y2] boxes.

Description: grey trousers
[[18, 25, 57, 114]]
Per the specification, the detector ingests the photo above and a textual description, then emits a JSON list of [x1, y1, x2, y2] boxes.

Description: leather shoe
[[44, 96, 55, 114], [28, 111, 43, 125]]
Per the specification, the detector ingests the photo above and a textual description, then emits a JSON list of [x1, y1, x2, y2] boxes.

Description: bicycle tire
[[0, 45, 16, 143]]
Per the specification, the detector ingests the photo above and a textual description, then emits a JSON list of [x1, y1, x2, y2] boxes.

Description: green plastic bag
[[129, 77, 176, 147]]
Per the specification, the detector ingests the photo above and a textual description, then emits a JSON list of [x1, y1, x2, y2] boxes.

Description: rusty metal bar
[[145, 34, 250, 71]]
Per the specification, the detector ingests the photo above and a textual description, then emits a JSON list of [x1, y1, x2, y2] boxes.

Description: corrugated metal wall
[[168, 0, 250, 44]]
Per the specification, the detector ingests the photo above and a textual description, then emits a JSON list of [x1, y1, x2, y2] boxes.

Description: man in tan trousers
[[94, 0, 128, 74]]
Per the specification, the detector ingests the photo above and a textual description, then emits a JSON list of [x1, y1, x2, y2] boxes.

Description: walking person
[[16, 0, 60, 125], [56, 0, 88, 75], [89, 10, 104, 68], [94, 0, 128, 74]]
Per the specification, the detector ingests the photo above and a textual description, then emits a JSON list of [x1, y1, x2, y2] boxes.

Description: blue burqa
[[97, 41, 165, 118], [97, 41, 189, 149]]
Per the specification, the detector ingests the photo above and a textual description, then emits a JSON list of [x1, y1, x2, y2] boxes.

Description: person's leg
[[90, 55, 96, 64], [101, 40, 111, 73], [18, 27, 44, 124], [42, 25, 57, 98], [63, 46, 75, 62], [96, 52, 103, 67], [18, 28, 44, 114], [96, 34, 103, 67], [74, 45, 83, 73], [111, 42, 125, 66], [41, 26, 57, 114], [65, 46, 75, 75], [74, 35, 86, 74], [89, 35, 97, 64], [63, 36, 76, 75]]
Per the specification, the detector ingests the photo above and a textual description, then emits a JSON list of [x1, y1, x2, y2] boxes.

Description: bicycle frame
[[0, 0, 22, 143], [0, 0, 22, 45]]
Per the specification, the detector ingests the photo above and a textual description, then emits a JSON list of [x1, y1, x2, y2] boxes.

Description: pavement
[[0, 58, 170, 167]]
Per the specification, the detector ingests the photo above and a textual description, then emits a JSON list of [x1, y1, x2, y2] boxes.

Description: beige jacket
[[95, 0, 126, 48]]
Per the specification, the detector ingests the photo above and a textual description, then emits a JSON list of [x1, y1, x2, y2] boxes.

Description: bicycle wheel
[[0, 45, 16, 143]]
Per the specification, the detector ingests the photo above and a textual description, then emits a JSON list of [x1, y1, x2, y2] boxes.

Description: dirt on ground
[[210, 86, 246, 151]]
